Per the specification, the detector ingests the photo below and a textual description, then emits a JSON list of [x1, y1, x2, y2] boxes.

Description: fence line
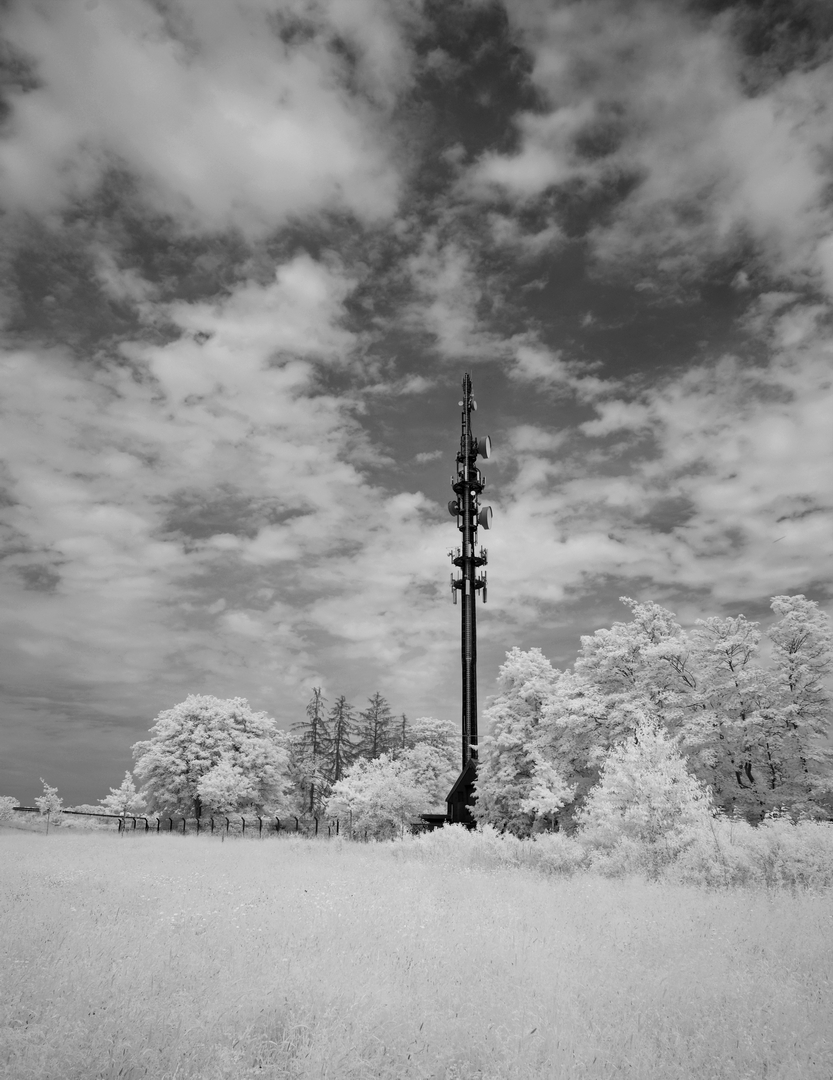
[[9, 806, 395, 840]]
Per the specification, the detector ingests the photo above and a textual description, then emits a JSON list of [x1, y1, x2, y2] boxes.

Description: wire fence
[[9, 805, 439, 839]]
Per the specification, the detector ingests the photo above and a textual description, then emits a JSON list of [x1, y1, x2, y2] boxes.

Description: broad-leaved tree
[[576, 715, 714, 876], [473, 647, 568, 836], [132, 695, 290, 817], [324, 753, 425, 839], [99, 771, 146, 816]]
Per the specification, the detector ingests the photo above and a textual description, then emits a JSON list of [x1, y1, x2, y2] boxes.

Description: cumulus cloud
[[488, 303, 832, 622], [404, 232, 508, 361], [0, 243, 452, 740], [0, 0, 415, 234], [465, 0, 833, 294]]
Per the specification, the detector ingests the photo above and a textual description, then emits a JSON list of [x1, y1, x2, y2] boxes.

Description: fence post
[[210, 817, 215, 835], [168, 817, 174, 833], [364, 829, 368, 842], [336, 818, 339, 836], [275, 817, 281, 834], [131, 816, 137, 831], [196, 817, 200, 835], [156, 817, 161, 833], [142, 817, 149, 832], [241, 816, 246, 837], [314, 816, 319, 836], [182, 817, 186, 835], [257, 816, 263, 838], [294, 816, 299, 832], [225, 816, 230, 837]]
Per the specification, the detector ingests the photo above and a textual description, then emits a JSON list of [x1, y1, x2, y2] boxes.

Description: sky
[[1, 0, 831, 807]]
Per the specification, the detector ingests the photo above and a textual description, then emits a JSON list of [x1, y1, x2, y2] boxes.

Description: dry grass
[[1, 828, 832, 1080]]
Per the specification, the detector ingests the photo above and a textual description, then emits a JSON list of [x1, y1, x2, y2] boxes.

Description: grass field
[[1, 828, 832, 1080]]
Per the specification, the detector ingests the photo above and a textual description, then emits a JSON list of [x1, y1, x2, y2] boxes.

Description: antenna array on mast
[[447, 373, 493, 803]]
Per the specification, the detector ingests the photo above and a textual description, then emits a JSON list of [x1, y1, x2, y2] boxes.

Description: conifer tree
[[396, 713, 410, 753], [325, 695, 357, 784], [354, 692, 394, 760], [292, 688, 331, 813]]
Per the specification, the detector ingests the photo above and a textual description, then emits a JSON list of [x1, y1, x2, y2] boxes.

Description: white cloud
[[405, 232, 506, 360], [579, 400, 652, 437], [465, 0, 833, 294], [489, 308, 832, 618], [0, 0, 414, 235]]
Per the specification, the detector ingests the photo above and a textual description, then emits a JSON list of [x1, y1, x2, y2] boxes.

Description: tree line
[[473, 595, 833, 835], [46, 690, 460, 839], [4, 593, 829, 843]]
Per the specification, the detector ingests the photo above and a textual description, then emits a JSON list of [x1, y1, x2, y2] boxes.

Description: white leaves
[[35, 778, 62, 817], [99, 771, 145, 816], [197, 758, 256, 815], [132, 694, 291, 815], [324, 753, 426, 838], [575, 717, 714, 855]]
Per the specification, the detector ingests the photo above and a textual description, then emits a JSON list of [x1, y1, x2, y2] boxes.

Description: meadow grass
[[1, 828, 832, 1080]]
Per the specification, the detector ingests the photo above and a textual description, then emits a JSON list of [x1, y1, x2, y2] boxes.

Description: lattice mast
[[448, 373, 492, 771]]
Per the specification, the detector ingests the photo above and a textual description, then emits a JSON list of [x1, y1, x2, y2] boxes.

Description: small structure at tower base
[[446, 758, 478, 828]]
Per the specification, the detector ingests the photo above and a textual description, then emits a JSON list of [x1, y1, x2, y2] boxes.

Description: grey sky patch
[[16, 564, 61, 593]]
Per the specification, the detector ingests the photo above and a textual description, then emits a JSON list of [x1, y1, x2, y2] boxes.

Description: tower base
[[446, 758, 478, 828]]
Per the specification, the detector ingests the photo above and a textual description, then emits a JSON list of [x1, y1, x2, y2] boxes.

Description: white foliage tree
[[0, 796, 20, 822], [399, 715, 458, 809], [473, 647, 568, 836], [132, 695, 290, 817], [518, 752, 576, 829], [684, 612, 774, 818], [324, 716, 459, 835], [197, 757, 258, 814], [99, 771, 146, 816], [765, 594, 833, 815], [35, 778, 62, 831], [539, 595, 833, 824], [324, 753, 425, 839], [575, 716, 715, 875], [405, 715, 459, 753]]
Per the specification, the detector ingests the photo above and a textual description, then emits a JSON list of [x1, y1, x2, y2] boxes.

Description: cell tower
[[446, 372, 492, 826]]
